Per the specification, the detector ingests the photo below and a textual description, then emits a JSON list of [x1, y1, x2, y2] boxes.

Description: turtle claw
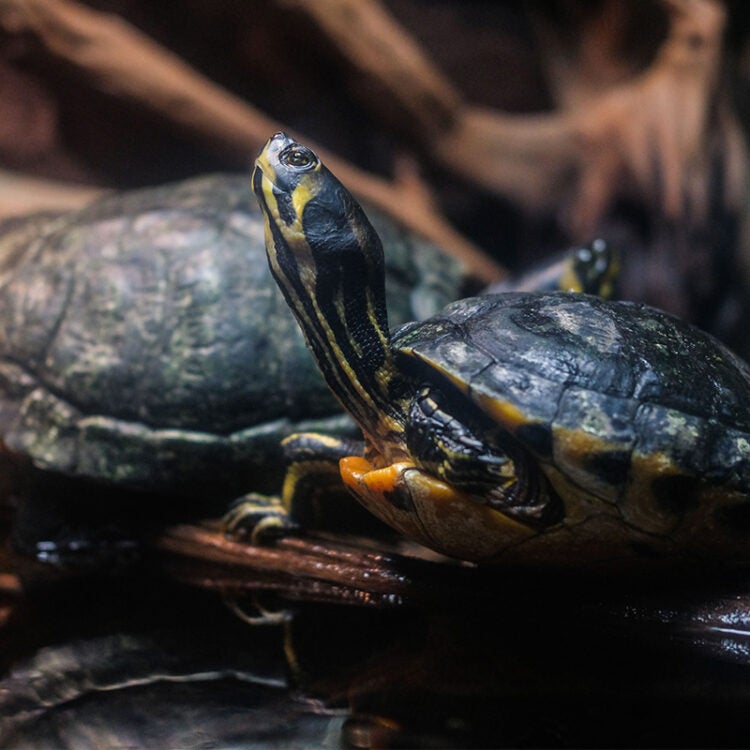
[[224, 592, 294, 627], [223, 492, 298, 545]]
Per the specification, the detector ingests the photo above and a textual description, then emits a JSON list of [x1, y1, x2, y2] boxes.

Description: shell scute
[[470, 361, 561, 426], [554, 387, 637, 444]]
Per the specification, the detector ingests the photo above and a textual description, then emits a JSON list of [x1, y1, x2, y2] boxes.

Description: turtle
[[248, 132, 750, 567], [0, 173, 473, 563], [483, 237, 619, 298]]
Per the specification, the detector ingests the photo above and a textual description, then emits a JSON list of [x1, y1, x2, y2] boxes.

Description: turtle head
[[252, 132, 323, 224], [565, 239, 619, 297], [253, 133, 404, 443], [252, 132, 384, 274]]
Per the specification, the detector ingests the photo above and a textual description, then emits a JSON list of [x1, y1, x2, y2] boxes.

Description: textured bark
[[157, 522, 474, 609]]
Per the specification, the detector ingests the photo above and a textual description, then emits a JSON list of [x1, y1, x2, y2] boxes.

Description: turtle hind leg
[[223, 432, 365, 544]]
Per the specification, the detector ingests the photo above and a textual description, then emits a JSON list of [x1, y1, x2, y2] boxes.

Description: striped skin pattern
[[253, 134, 406, 454]]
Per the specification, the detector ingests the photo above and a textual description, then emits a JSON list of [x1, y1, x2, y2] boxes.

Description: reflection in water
[[1, 633, 345, 749], [0, 578, 343, 749], [3, 556, 750, 748]]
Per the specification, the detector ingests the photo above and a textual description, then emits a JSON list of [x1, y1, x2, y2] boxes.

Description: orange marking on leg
[[340, 455, 537, 562], [340, 456, 417, 493]]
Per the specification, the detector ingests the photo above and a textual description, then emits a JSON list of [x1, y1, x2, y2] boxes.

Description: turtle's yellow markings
[[553, 425, 615, 456], [548, 425, 629, 507], [622, 449, 692, 536], [625, 448, 750, 558], [282, 433, 341, 451], [256, 167, 314, 247], [598, 255, 620, 299], [281, 459, 340, 511], [476, 395, 528, 430], [292, 181, 313, 219], [253, 150, 276, 183], [560, 265, 583, 293]]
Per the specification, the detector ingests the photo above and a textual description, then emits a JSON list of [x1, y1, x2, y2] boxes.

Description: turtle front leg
[[224, 432, 365, 544], [339, 386, 563, 562], [404, 387, 563, 528]]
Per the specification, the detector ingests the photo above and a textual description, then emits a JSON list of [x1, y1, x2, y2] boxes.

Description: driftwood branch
[[159, 524, 414, 595], [281, 0, 461, 140], [155, 523, 487, 609], [278, 0, 746, 239], [0, 169, 105, 218], [558, 0, 746, 235], [0, 0, 502, 281], [276, 0, 577, 213]]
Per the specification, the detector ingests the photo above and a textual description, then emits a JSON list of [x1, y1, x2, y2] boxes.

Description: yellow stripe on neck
[[292, 182, 314, 221]]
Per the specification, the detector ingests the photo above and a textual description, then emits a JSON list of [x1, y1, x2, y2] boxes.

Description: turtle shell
[[393, 292, 750, 560], [0, 174, 471, 501]]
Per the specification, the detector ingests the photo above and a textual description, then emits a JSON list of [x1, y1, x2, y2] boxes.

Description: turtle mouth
[[251, 162, 265, 197], [252, 150, 279, 197], [253, 159, 300, 229]]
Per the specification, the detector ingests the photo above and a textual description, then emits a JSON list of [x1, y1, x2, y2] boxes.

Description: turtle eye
[[279, 144, 318, 171]]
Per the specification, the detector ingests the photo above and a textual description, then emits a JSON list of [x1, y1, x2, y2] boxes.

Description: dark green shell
[[394, 292, 750, 519], [0, 175, 471, 499]]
